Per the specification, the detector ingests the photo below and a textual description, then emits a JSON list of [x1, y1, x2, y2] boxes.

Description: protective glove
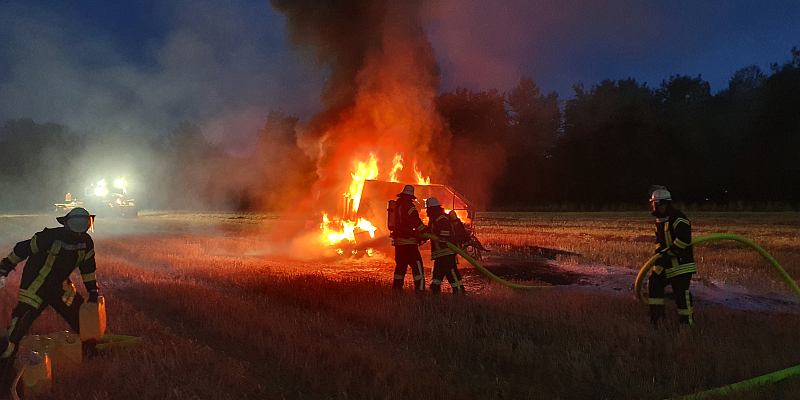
[[88, 290, 99, 303]]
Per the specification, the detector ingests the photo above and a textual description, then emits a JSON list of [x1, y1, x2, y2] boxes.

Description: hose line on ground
[[421, 233, 554, 290], [632, 233, 800, 399], [635, 233, 800, 304]]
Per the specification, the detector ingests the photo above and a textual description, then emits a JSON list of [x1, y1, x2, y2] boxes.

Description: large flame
[[318, 151, 430, 250]]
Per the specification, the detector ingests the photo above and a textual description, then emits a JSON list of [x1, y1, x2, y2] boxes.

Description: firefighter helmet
[[56, 207, 95, 233], [426, 197, 441, 208], [650, 187, 672, 203], [397, 184, 416, 198]]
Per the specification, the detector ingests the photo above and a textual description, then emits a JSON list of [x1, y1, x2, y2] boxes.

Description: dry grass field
[[0, 211, 798, 399]]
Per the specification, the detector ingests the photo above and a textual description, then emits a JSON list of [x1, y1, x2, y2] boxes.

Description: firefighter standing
[[0, 207, 101, 394], [648, 187, 696, 326], [391, 185, 427, 292], [426, 198, 466, 295]]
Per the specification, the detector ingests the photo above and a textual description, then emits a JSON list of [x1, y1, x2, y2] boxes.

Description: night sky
[[1, 0, 798, 152]]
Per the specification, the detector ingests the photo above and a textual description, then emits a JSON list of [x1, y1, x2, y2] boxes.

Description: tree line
[[1, 48, 798, 212]]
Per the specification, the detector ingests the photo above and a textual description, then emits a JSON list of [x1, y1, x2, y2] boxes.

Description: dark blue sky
[[1, 0, 798, 149]]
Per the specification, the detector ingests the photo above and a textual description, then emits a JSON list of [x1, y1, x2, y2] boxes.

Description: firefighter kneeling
[[0, 208, 101, 396], [426, 198, 467, 295]]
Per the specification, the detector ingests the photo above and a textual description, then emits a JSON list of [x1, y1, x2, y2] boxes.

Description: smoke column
[[270, 0, 449, 216]]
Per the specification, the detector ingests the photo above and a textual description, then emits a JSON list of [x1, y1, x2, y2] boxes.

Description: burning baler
[[344, 180, 486, 258]]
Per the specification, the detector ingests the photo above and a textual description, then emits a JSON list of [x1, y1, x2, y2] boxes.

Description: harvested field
[[0, 211, 798, 399]]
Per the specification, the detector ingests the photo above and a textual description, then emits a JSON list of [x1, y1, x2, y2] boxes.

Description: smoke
[[270, 0, 450, 216]]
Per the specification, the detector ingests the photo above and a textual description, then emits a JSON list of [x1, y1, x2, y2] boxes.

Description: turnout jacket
[[427, 208, 456, 260], [0, 227, 98, 309], [653, 207, 695, 278], [392, 196, 426, 246]]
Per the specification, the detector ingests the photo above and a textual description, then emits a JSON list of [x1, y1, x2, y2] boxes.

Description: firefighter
[[391, 185, 427, 292], [647, 186, 696, 327], [427, 198, 466, 295], [0, 207, 101, 394]]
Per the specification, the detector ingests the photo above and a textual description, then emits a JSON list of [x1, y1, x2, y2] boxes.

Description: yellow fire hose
[[632, 233, 800, 399], [421, 233, 555, 290], [635, 233, 800, 304]]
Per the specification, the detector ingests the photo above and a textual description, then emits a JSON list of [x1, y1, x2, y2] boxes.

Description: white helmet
[[57, 207, 95, 233], [425, 197, 441, 208], [397, 184, 415, 198], [650, 187, 672, 203]]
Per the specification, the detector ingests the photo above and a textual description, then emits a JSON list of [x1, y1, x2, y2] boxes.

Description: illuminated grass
[[0, 212, 797, 399]]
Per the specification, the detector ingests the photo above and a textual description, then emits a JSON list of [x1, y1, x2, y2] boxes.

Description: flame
[[321, 214, 377, 245], [389, 153, 404, 183], [315, 151, 432, 255], [349, 153, 379, 212], [413, 161, 430, 185]]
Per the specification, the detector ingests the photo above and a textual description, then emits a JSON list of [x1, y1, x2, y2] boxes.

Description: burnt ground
[[463, 244, 800, 314]]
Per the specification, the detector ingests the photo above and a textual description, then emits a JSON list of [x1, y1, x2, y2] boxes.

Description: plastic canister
[[48, 331, 82, 369], [18, 335, 48, 355], [79, 296, 106, 341], [22, 351, 52, 398]]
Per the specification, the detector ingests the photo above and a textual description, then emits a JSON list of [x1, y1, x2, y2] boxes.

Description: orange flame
[[349, 153, 379, 212], [413, 161, 431, 185], [389, 153, 404, 183]]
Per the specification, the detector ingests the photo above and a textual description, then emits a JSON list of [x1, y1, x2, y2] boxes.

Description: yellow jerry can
[[21, 351, 52, 398], [79, 296, 106, 341]]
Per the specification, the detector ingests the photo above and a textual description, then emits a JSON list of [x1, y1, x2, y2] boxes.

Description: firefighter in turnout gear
[[0, 208, 101, 395], [647, 187, 696, 327], [426, 198, 466, 295], [391, 185, 427, 292]]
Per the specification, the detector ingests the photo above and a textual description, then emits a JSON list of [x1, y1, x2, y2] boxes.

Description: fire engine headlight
[[114, 179, 126, 188]]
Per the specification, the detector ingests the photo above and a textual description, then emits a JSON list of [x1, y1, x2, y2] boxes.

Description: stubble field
[[0, 211, 798, 400]]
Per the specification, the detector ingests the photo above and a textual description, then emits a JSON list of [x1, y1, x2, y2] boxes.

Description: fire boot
[[430, 279, 442, 295], [649, 303, 666, 328], [392, 276, 405, 292]]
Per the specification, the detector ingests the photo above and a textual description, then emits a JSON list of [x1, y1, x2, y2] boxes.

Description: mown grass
[[0, 212, 798, 399]]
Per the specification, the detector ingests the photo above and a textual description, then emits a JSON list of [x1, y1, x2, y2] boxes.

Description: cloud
[[0, 0, 326, 153]]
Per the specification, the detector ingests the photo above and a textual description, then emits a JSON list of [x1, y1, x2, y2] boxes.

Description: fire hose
[[632, 233, 800, 399], [421, 233, 554, 290]]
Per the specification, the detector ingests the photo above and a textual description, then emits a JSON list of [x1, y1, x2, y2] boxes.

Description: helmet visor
[[66, 216, 92, 233]]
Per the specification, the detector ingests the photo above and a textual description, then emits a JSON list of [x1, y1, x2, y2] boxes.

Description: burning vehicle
[[310, 153, 486, 259], [55, 178, 138, 218]]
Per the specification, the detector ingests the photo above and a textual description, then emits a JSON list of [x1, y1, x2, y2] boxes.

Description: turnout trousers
[[393, 245, 425, 291], [1, 288, 85, 395], [430, 255, 465, 295], [648, 269, 693, 326]]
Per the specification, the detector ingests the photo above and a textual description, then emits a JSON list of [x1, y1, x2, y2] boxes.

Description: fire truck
[[54, 178, 138, 218]]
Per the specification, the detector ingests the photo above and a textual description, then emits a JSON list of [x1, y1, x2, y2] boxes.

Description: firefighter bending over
[[0, 208, 101, 394], [426, 198, 466, 295], [648, 187, 695, 327], [390, 185, 427, 292]]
